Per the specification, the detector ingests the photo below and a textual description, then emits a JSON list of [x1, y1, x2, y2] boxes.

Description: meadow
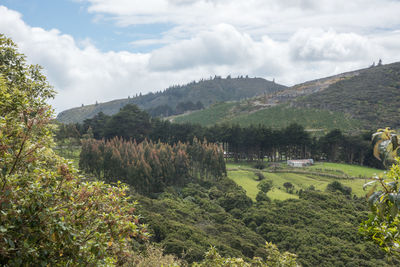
[[227, 161, 383, 200], [172, 102, 364, 133]]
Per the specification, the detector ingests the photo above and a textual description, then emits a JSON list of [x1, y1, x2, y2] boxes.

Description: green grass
[[227, 162, 384, 201], [227, 105, 363, 132], [173, 102, 364, 133], [172, 102, 236, 126], [228, 170, 261, 200], [308, 162, 382, 178]]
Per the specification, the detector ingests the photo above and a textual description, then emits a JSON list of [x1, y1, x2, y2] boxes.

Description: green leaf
[[368, 191, 382, 206]]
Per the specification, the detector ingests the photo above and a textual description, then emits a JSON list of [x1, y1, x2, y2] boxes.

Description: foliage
[[0, 34, 148, 265], [103, 104, 152, 142], [257, 180, 273, 193], [255, 191, 270, 203], [130, 244, 183, 267], [283, 182, 294, 193], [243, 190, 393, 266], [137, 179, 260, 264], [65, 103, 379, 168], [254, 162, 266, 170], [254, 171, 265, 181], [326, 181, 352, 195], [80, 137, 226, 195], [192, 243, 298, 267], [295, 62, 400, 129], [361, 128, 400, 258], [371, 127, 400, 167], [57, 77, 286, 123]]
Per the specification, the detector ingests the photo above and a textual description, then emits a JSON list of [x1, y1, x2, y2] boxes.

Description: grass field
[[172, 102, 364, 133], [227, 162, 384, 201], [308, 162, 382, 178], [172, 102, 236, 126]]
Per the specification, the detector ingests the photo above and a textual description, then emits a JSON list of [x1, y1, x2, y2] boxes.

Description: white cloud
[[81, 0, 400, 37], [1, 2, 400, 114], [289, 29, 378, 62], [149, 24, 255, 70]]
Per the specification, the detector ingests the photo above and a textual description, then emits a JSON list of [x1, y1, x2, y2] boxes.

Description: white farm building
[[287, 159, 314, 167]]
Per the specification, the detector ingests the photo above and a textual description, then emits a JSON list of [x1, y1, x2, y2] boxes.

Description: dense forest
[[80, 137, 226, 195], [58, 103, 383, 169]]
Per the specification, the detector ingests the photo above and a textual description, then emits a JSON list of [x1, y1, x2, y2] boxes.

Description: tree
[[319, 129, 344, 161], [361, 128, 400, 257], [0, 34, 148, 265], [104, 104, 152, 142], [326, 181, 352, 195], [283, 182, 294, 193], [257, 180, 273, 194], [192, 243, 298, 267]]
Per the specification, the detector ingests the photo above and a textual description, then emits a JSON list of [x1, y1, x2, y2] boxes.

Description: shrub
[[254, 171, 265, 181], [254, 162, 266, 170], [0, 34, 148, 266]]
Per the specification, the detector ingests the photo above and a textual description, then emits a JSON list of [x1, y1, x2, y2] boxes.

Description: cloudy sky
[[1, 0, 400, 113]]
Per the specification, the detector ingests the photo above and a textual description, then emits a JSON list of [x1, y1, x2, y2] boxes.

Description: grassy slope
[[173, 102, 364, 132], [173, 102, 236, 126], [226, 105, 363, 131], [227, 162, 383, 201], [294, 62, 400, 129]]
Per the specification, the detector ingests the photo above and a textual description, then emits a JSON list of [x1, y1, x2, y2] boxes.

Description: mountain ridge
[[56, 76, 286, 123], [172, 62, 400, 132]]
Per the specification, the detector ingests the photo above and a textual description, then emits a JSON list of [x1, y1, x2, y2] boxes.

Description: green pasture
[[227, 162, 384, 201], [172, 102, 236, 126], [308, 162, 383, 178], [172, 102, 364, 133]]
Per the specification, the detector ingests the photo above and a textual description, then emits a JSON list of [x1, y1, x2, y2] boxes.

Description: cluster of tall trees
[[60, 103, 382, 168], [80, 137, 226, 195]]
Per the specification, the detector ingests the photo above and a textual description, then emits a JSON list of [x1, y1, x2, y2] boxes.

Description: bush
[[257, 180, 273, 193], [256, 192, 271, 202], [326, 181, 352, 195], [254, 171, 265, 181], [254, 162, 266, 170], [0, 34, 148, 266]]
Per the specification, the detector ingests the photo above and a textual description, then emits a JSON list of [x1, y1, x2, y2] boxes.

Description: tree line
[[80, 137, 226, 195], [57, 104, 382, 169]]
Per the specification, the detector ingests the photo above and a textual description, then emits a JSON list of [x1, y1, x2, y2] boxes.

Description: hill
[[56, 76, 286, 123], [293, 62, 400, 129], [172, 102, 364, 133], [173, 62, 400, 132]]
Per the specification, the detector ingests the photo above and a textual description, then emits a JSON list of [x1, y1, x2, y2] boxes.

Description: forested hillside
[[293, 62, 400, 129], [173, 62, 400, 132], [57, 76, 286, 123]]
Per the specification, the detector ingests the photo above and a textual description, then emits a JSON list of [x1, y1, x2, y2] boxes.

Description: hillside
[[57, 76, 286, 123], [173, 62, 400, 132], [173, 102, 364, 133], [293, 62, 400, 129]]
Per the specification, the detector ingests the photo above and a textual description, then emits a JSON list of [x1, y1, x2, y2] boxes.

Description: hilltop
[[57, 76, 286, 123], [293, 61, 400, 129], [173, 62, 400, 132]]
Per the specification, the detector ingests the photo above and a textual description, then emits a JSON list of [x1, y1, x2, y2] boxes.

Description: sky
[[1, 0, 400, 113]]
